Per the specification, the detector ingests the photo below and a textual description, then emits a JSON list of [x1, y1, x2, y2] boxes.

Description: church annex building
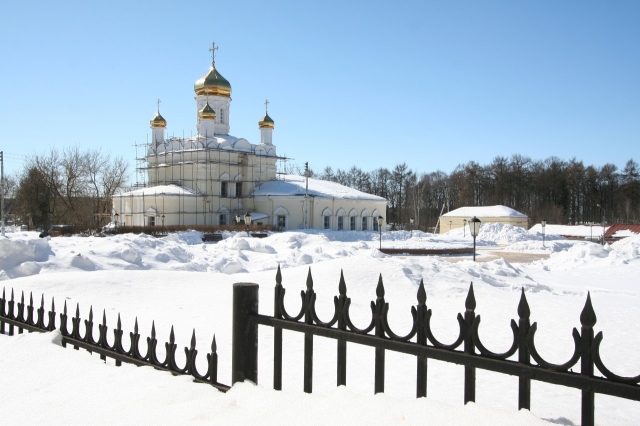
[[113, 45, 387, 232]]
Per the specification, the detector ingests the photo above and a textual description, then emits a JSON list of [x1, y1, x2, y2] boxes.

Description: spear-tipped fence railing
[[0, 288, 228, 392], [3, 268, 639, 426], [236, 265, 640, 426]]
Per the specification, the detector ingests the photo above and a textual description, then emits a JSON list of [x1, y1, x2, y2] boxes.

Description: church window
[[220, 109, 225, 124], [323, 216, 330, 229], [337, 216, 344, 231], [236, 182, 242, 198], [148, 216, 156, 227], [362, 217, 367, 231], [219, 214, 227, 225], [221, 181, 228, 198], [277, 215, 286, 230], [350, 216, 356, 231], [373, 219, 379, 232]]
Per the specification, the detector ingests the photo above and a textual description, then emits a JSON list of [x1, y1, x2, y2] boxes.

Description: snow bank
[[0, 331, 549, 426], [536, 235, 640, 270], [0, 236, 53, 279]]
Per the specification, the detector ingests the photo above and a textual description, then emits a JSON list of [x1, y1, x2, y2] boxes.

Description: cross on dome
[[265, 99, 269, 113], [209, 42, 218, 66], [157, 98, 161, 112]]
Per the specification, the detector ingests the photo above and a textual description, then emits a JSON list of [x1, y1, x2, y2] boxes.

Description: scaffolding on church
[[122, 137, 293, 226]]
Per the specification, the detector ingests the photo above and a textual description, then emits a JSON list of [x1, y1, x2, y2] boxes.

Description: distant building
[[112, 44, 387, 231], [439, 205, 528, 233], [603, 223, 640, 243]]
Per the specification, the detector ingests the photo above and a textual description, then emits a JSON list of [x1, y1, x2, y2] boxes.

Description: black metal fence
[[0, 289, 228, 392], [3, 268, 640, 426], [235, 266, 640, 426]]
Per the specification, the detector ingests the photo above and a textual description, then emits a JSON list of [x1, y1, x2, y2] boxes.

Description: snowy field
[[1, 224, 639, 425]]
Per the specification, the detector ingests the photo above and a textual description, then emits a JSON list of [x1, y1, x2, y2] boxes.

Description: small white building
[[440, 205, 528, 233], [113, 44, 387, 231]]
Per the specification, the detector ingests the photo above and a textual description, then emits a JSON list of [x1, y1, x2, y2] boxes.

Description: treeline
[[8, 147, 129, 228], [310, 156, 640, 230]]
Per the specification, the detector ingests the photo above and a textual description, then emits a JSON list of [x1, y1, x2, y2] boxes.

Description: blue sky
[[1, 1, 638, 179]]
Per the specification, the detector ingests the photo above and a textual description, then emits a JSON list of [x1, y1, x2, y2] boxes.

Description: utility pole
[[1, 151, 4, 237], [304, 162, 309, 229]]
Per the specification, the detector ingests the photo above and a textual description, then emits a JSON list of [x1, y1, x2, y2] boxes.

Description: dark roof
[[604, 223, 640, 238]]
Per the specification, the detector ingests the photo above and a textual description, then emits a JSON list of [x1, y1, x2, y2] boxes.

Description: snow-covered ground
[[1, 225, 639, 425]]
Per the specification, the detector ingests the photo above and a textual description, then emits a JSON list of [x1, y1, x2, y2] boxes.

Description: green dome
[[194, 66, 231, 97]]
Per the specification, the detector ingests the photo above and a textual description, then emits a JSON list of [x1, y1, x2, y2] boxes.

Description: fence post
[[273, 267, 283, 391], [464, 283, 476, 404], [374, 275, 386, 394], [416, 280, 427, 398], [232, 282, 259, 385], [517, 289, 531, 410], [580, 293, 597, 426]]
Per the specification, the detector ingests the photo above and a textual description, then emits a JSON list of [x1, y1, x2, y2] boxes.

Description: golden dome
[[194, 65, 231, 97], [258, 112, 274, 129], [198, 101, 216, 120], [150, 112, 167, 128]]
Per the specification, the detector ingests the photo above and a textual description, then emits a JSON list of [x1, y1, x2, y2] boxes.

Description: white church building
[[113, 45, 387, 231]]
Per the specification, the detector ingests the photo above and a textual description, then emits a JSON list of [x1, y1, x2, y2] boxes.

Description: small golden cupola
[[194, 42, 232, 97], [150, 99, 167, 144], [258, 99, 274, 129], [259, 99, 274, 145], [198, 101, 216, 120], [150, 111, 167, 128], [198, 100, 217, 137], [258, 112, 274, 129]]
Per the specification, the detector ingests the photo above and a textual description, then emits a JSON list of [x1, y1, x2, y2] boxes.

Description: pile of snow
[[0, 236, 53, 279], [535, 235, 640, 270], [445, 222, 564, 246]]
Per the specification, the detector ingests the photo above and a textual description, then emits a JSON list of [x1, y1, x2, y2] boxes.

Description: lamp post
[[114, 213, 119, 231], [161, 214, 165, 235], [235, 214, 241, 230], [469, 216, 481, 262], [463, 219, 467, 237], [541, 219, 546, 248], [589, 222, 593, 242], [244, 212, 252, 235], [377, 216, 384, 250], [596, 204, 605, 246], [410, 217, 414, 238], [449, 220, 452, 232]]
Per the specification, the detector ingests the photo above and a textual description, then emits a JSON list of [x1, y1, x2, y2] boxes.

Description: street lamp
[[161, 214, 165, 235], [377, 216, 384, 250], [541, 219, 546, 248], [468, 216, 481, 262], [449, 220, 452, 232], [410, 217, 414, 238], [235, 214, 241, 228], [244, 212, 252, 235], [114, 213, 119, 231], [596, 204, 605, 246], [463, 219, 467, 237], [589, 222, 593, 242]]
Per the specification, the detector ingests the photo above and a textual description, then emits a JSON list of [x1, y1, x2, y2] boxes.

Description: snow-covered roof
[[529, 224, 607, 237], [442, 205, 528, 218], [253, 175, 386, 201], [148, 134, 277, 157], [116, 184, 197, 197]]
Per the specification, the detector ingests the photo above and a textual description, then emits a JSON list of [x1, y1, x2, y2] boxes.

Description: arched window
[[220, 109, 225, 124]]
